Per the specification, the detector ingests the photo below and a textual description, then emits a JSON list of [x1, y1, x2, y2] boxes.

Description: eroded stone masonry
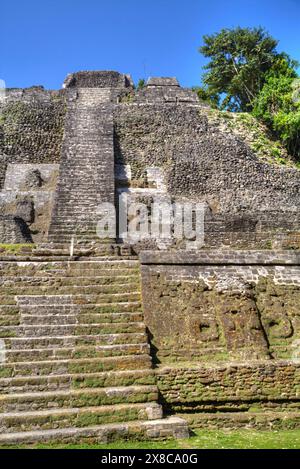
[[0, 71, 300, 444]]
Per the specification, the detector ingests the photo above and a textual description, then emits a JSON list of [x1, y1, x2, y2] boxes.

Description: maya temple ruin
[[1, 71, 300, 444]]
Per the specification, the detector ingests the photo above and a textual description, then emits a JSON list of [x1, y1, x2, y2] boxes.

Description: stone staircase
[[0, 254, 187, 445], [48, 88, 116, 244]]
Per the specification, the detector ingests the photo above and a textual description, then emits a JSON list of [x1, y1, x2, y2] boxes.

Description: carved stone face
[[142, 268, 300, 363], [255, 278, 300, 358]]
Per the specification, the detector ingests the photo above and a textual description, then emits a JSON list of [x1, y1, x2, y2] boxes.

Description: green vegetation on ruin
[[0, 244, 35, 253], [204, 108, 299, 168]]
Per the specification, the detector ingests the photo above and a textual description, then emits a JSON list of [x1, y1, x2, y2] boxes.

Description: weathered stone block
[[0, 215, 32, 243]]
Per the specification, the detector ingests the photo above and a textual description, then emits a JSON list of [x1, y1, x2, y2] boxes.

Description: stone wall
[[63, 71, 133, 89], [132, 77, 198, 104], [140, 251, 300, 363], [0, 164, 59, 242], [0, 87, 66, 190], [114, 103, 300, 212], [114, 99, 300, 248], [156, 361, 300, 413], [140, 250, 300, 427], [0, 215, 32, 243], [1, 72, 300, 247]]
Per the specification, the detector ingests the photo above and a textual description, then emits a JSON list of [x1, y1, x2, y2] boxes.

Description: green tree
[[136, 79, 146, 90], [199, 27, 284, 111], [292, 78, 300, 104], [192, 86, 219, 108], [252, 75, 296, 122], [273, 110, 300, 158]]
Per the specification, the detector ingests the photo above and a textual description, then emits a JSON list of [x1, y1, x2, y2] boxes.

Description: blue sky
[[1, 0, 299, 89]]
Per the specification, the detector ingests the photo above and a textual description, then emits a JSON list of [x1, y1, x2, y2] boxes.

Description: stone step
[[4, 332, 147, 349], [48, 236, 102, 243], [47, 224, 99, 229], [33, 248, 108, 256], [0, 354, 152, 377], [47, 227, 99, 233], [178, 411, 300, 431], [4, 269, 140, 282], [0, 416, 188, 445], [0, 270, 140, 280], [0, 385, 159, 413], [80, 292, 142, 303], [0, 370, 156, 394], [38, 243, 112, 249], [0, 317, 19, 327], [0, 283, 139, 295], [47, 235, 101, 241], [0, 322, 145, 337], [51, 219, 110, 230], [74, 260, 138, 266], [32, 251, 115, 259], [0, 402, 163, 433], [51, 221, 101, 227], [0, 254, 156, 440], [0, 292, 141, 306], [0, 256, 87, 262], [0, 295, 141, 307], [37, 243, 125, 250], [18, 312, 143, 325], [5, 343, 150, 362], [52, 223, 102, 230], [0, 301, 142, 314], [50, 203, 102, 209], [0, 269, 140, 279], [0, 309, 143, 326], [0, 306, 19, 314], [19, 313, 143, 325], [39, 235, 111, 240], [0, 265, 140, 277], [0, 259, 139, 267], [0, 275, 140, 286], [46, 240, 106, 248], [50, 210, 98, 216]]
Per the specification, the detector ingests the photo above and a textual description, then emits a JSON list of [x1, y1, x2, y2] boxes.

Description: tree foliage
[[199, 26, 300, 160], [252, 73, 300, 159], [136, 79, 146, 90], [193, 86, 219, 108]]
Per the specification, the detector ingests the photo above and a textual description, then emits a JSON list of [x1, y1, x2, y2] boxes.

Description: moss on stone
[[204, 108, 298, 168]]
